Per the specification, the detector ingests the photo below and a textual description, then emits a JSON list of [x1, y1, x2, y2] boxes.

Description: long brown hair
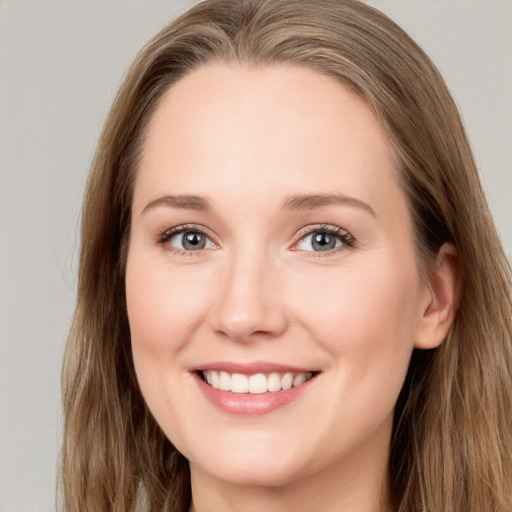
[[61, 1, 512, 510]]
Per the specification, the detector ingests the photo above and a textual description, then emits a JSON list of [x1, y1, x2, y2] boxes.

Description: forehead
[[134, 63, 404, 221]]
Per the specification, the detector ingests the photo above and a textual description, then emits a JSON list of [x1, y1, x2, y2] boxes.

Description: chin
[[199, 458, 305, 488], [186, 435, 311, 487]]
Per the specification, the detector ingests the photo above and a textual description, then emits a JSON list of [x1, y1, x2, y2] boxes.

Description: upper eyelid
[[293, 223, 352, 243], [159, 222, 349, 237], [158, 224, 210, 247], [161, 223, 212, 239]]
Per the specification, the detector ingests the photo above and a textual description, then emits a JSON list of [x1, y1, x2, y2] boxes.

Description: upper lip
[[191, 361, 318, 374]]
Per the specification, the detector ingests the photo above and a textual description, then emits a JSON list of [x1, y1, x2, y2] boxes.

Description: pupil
[[183, 232, 205, 250], [312, 232, 336, 251]]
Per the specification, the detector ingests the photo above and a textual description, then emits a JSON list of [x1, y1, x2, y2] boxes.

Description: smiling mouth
[[198, 370, 317, 394]]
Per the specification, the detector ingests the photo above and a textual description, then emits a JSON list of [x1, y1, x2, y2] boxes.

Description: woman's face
[[126, 64, 433, 488]]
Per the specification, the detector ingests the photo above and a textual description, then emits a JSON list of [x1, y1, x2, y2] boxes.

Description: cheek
[[125, 252, 206, 432], [125, 255, 171, 408], [291, 255, 420, 402], [125, 252, 197, 421], [297, 257, 418, 338], [126, 254, 208, 357]]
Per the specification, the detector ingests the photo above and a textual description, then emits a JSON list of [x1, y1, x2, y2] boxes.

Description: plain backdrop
[[1, 1, 511, 510]]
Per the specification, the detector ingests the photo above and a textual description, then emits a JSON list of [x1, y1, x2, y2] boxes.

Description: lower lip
[[193, 372, 317, 415]]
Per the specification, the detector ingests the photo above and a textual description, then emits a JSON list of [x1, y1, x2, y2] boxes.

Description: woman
[[61, 0, 512, 511]]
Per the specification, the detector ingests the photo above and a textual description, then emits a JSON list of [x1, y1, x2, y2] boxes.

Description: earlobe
[[414, 243, 462, 350]]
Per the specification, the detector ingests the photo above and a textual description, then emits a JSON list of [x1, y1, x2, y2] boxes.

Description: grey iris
[[183, 232, 206, 250], [312, 232, 336, 251]]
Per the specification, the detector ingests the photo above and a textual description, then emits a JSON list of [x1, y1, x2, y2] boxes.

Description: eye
[[295, 225, 354, 253], [171, 231, 211, 251], [160, 225, 216, 253]]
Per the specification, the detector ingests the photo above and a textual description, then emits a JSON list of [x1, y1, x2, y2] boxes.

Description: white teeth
[[202, 370, 313, 393], [248, 373, 268, 394], [231, 373, 249, 393], [219, 371, 231, 391], [267, 372, 281, 392], [281, 372, 293, 390], [293, 373, 307, 387], [211, 371, 219, 389]]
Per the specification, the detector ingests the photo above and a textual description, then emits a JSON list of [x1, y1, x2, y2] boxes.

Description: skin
[[126, 64, 459, 512]]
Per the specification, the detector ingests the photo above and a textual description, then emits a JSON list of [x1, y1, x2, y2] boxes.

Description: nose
[[210, 249, 288, 342]]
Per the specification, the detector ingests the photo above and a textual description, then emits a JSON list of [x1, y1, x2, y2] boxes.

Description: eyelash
[[158, 223, 356, 257], [158, 224, 213, 257], [293, 224, 356, 257]]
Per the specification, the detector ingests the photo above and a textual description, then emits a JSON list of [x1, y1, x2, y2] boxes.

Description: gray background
[[1, 1, 510, 510]]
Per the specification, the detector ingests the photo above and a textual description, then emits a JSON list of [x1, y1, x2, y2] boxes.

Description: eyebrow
[[140, 192, 376, 217], [141, 194, 212, 215], [282, 193, 376, 217]]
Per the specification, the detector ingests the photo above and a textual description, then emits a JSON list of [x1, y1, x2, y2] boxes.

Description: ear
[[414, 242, 462, 350]]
